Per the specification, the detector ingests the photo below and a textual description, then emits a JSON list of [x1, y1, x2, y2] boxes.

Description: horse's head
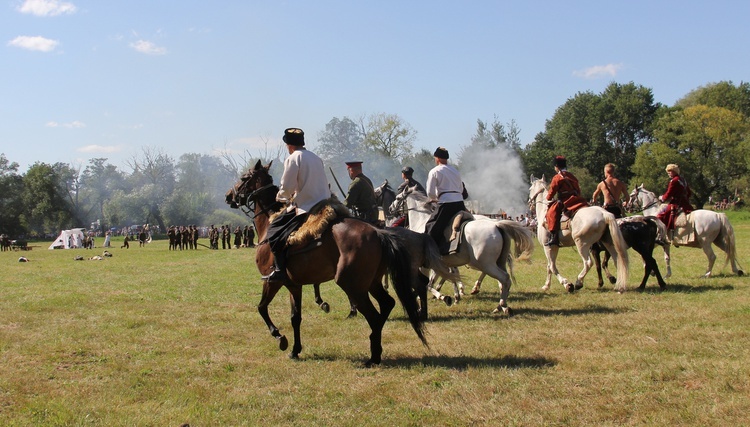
[[374, 179, 390, 199], [527, 175, 548, 211], [625, 184, 653, 213], [226, 159, 276, 209]]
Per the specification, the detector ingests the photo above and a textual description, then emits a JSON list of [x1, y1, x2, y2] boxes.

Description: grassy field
[[2, 212, 749, 426]]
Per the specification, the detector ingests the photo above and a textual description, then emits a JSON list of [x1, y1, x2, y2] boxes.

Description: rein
[[629, 189, 660, 212]]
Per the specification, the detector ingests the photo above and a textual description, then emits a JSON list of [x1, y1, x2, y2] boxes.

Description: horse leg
[[663, 244, 672, 278], [573, 241, 595, 291], [592, 245, 605, 288], [416, 272, 430, 319], [346, 295, 358, 319], [258, 280, 289, 351], [426, 270, 453, 307], [348, 281, 390, 367], [470, 273, 485, 295], [312, 283, 330, 313], [602, 250, 617, 285], [700, 241, 717, 278], [487, 264, 513, 316], [287, 284, 304, 359]]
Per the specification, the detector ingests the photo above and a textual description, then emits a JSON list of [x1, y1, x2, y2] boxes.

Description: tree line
[[1, 80, 748, 238]]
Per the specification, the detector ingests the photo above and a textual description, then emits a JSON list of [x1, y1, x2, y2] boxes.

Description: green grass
[[1, 213, 749, 426]]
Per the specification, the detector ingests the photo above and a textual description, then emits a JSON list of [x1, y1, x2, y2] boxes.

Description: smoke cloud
[[460, 144, 528, 217]]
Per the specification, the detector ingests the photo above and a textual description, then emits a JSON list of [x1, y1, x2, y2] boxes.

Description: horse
[[528, 175, 630, 292], [389, 185, 535, 315], [226, 160, 460, 366], [374, 180, 398, 226], [592, 216, 669, 291], [626, 184, 744, 277]]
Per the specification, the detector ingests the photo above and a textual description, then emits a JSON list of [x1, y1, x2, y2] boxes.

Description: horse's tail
[[603, 211, 629, 291], [495, 220, 535, 262], [421, 234, 461, 285], [717, 213, 743, 273], [377, 231, 428, 346]]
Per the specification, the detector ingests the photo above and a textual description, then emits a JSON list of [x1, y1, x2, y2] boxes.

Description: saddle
[[670, 212, 695, 247], [445, 211, 475, 255], [286, 197, 350, 249]]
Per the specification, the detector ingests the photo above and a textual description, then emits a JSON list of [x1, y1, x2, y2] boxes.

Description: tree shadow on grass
[[384, 354, 556, 370], [660, 283, 734, 293]]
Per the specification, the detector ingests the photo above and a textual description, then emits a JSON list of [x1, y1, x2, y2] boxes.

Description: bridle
[[527, 181, 547, 212], [235, 172, 281, 221], [626, 187, 660, 213]]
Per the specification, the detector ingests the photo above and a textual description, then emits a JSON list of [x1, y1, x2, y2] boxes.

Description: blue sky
[[2, 0, 748, 172]]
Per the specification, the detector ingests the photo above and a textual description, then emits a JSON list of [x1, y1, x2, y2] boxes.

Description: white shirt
[[277, 148, 332, 214], [426, 163, 464, 203]]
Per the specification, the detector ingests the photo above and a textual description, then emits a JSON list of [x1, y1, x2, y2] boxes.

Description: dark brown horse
[[226, 160, 458, 366]]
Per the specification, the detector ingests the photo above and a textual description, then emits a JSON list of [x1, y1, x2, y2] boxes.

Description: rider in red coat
[[545, 156, 587, 246], [657, 163, 693, 230]]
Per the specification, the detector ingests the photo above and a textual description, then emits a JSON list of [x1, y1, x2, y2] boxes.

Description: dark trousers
[[604, 204, 623, 219], [267, 210, 309, 257], [425, 201, 466, 247]]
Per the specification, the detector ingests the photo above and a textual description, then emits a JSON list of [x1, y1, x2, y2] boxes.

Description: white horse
[[626, 184, 743, 277], [528, 176, 630, 292], [391, 186, 535, 315]]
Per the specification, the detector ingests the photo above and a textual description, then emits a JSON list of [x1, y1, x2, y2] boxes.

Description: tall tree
[[125, 147, 176, 231], [361, 113, 416, 161], [79, 158, 126, 230], [21, 162, 75, 235], [676, 81, 750, 118], [316, 117, 364, 165], [522, 82, 659, 183], [0, 154, 24, 236], [631, 105, 750, 207]]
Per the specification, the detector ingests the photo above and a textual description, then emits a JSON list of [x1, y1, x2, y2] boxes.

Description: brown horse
[[226, 160, 458, 366]]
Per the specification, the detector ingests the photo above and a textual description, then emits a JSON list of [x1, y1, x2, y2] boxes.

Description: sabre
[[329, 166, 347, 199]]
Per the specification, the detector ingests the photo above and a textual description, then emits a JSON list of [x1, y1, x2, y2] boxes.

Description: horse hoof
[[738, 270, 744, 277], [320, 302, 330, 313], [278, 335, 288, 351], [566, 284, 575, 293], [470, 287, 480, 295], [364, 359, 380, 368], [443, 296, 454, 307], [346, 311, 357, 319], [288, 352, 299, 360], [574, 282, 584, 290], [608, 277, 616, 285]]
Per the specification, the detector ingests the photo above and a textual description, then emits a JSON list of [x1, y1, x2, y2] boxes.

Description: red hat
[[345, 161, 363, 168]]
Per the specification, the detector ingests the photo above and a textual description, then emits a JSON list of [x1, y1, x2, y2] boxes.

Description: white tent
[[48, 228, 86, 250]]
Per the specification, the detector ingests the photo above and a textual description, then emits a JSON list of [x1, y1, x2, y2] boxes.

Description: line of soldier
[[206, 224, 255, 250], [167, 225, 201, 250]]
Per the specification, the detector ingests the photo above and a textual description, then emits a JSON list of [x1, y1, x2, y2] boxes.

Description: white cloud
[[77, 144, 122, 154], [573, 63, 623, 79], [8, 35, 59, 52], [45, 120, 85, 128], [129, 40, 167, 55], [17, 0, 76, 17]]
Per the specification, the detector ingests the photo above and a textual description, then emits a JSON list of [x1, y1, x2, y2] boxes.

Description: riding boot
[[266, 250, 289, 283], [545, 231, 560, 247]]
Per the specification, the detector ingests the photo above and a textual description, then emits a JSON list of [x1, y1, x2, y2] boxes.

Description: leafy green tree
[[361, 113, 416, 161], [21, 162, 76, 235], [631, 105, 750, 207], [0, 154, 24, 236], [522, 82, 659, 183], [676, 81, 750, 118]]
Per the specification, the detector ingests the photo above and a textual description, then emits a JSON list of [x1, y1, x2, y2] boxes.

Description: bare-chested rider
[[591, 163, 628, 218]]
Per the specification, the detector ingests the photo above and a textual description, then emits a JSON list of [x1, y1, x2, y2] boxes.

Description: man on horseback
[[425, 147, 467, 254], [344, 161, 379, 224], [545, 155, 587, 246], [392, 166, 426, 228], [657, 163, 693, 236], [591, 163, 628, 218], [265, 128, 332, 283]]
